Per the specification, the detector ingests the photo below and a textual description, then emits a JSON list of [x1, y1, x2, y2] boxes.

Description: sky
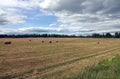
[[0, 0, 120, 35]]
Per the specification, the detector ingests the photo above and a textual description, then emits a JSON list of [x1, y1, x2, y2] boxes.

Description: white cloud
[[18, 27, 70, 34], [49, 23, 57, 27], [0, 27, 18, 34], [0, 26, 73, 35], [0, 0, 41, 25], [0, 0, 120, 35], [0, 9, 26, 25], [39, 0, 60, 10], [39, 0, 120, 34], [0, 0, 41, 9]]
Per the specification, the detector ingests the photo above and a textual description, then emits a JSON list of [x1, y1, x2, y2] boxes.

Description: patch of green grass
[[66, 55, 120, 79]]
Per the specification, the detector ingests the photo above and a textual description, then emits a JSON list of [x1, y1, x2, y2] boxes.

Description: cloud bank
[[0, 0, 120, 35]]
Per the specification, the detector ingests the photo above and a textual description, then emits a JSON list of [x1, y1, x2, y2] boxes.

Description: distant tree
[[105, 33, 112, 38], [115, 32, 120, 38], [119, 32, 120, 38], [92, 33, 101, 38]]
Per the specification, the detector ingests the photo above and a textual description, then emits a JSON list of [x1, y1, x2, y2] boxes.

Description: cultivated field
[[0, 38, 120, 79]]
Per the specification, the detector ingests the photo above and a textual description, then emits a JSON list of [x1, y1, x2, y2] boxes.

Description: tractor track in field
[[25, 47, 120, 79], [0, 46, 118, 61], [3, 47, 119, 79]]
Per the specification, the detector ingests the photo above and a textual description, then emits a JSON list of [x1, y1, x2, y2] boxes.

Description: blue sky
[[0, 0, 120, 35]]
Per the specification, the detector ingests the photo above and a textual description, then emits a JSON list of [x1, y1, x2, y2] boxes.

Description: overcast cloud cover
[[0, 0, 120, 35]]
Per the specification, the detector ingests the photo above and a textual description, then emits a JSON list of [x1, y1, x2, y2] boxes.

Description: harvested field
[[0, 38, 120, 79]]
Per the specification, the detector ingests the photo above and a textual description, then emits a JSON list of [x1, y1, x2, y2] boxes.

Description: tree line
[[0, 32, 120, 38], [91, 32, 120, 38], [0, 34, 76, 38]]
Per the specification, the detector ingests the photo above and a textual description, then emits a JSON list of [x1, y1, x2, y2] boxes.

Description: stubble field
[[0, 38, 120, 79]]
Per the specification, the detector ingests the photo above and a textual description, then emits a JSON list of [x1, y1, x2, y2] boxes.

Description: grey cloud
[[1, 25, 120, 35], [54, 0, 84, 13], [1, 27, 73, 35], [81, 0, 104, 13], [0, 10, 26, 25], [40, 0, 120, 14], [0, 14, 8, 25], [21, 27, 57, 33], [0, 19, 9, 25], [1, 0, 120, 35], [39, 0, 120, 34], [40, 0, 84, 13], [103, 0, 120, 14], [0, 0, 41, 25]]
